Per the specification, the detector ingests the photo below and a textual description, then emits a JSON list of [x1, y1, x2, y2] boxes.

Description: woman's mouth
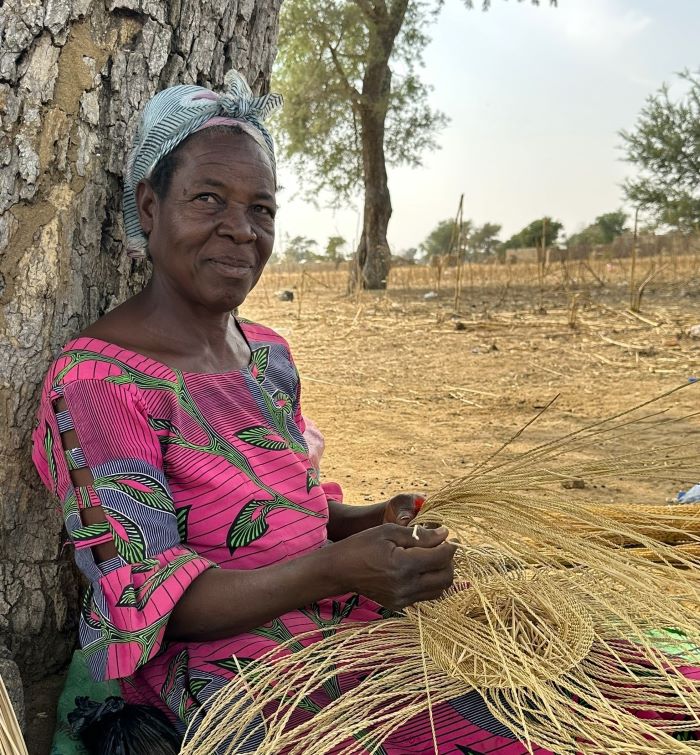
[[207, 258, 255, 278]]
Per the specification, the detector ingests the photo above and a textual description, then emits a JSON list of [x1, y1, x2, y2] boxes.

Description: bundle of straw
[[0, 676, 27, 755], [181, 385, 700, 754]]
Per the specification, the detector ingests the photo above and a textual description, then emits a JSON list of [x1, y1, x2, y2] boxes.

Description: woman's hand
[[383, 493, 425, 526], [334, 523, 455, 610]]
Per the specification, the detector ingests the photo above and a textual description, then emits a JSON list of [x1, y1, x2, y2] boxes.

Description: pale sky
[[273, 0, 700, 256]]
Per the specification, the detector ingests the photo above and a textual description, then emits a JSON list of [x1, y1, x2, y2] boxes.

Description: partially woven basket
[[181, 386, 700, 754]]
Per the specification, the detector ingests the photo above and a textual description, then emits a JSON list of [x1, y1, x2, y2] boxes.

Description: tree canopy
[[283, 235, 319, 262], [567, 211, 628, 247], [420, 219, 472, 258], [621, 71, 700, 233], [420, 219, 502, 258], [325, 235, 348, 262], [468, 222, 502, 256], [502, 217, 563, 250], [273, 0, 444, 202]]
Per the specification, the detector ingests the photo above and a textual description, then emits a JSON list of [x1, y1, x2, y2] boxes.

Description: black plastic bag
[[68, 696, 182, 755]]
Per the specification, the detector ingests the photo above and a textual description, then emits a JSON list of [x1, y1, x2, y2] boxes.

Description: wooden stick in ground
[[537, 218, 548, 311], [629, 207, 640, 311], [452, 193, 465, 314], [296, 269, 305, 320], [632, 263, 668, 313]]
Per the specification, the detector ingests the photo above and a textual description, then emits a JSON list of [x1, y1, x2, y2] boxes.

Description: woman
[[32, 72, 543, 753]]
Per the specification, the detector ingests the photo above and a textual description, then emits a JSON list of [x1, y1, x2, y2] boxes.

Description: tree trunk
[[348, 2, 409, 293], [0, 0, 281, 685], [350, 100, 392, 291]]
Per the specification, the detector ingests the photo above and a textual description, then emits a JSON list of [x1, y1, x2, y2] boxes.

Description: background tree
[[284, 234, 320, 262], [568, 210, 628, 247], [502, 217, 563, 250], [420, 219, 473, 259], [468, 222, 502, 257], [274, 0, 557, 290], [0, 0, 280, 704], [398, 246, 418, 262], [621, 71, 700, 232], [325, 235, 348, 267]]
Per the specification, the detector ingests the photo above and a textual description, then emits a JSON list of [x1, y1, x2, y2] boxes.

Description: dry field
[[241, 254, 700, 507]]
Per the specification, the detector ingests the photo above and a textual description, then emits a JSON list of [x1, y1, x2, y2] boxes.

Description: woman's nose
[[217, 206, 257, 243]]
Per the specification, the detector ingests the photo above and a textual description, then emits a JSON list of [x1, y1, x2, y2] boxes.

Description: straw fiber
[[181, 385, 700, 754], [0, 675, 27, 755]]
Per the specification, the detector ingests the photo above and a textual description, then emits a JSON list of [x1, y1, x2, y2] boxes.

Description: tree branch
[[387, 0, 410, 38], [324, 37, 362, 106], [353, 0, 386, 24]]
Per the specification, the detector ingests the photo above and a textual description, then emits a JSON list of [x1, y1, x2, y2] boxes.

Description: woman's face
[[137, 129, 277, 313]]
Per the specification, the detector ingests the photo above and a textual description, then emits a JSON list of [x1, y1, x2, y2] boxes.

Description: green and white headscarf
[[123, 70, 282, 259]]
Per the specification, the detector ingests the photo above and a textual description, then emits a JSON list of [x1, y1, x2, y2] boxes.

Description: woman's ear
[[135, 179, 157, 237]]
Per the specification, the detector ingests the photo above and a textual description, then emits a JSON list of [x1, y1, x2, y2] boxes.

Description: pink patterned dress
[[31, 322, 697, 753]]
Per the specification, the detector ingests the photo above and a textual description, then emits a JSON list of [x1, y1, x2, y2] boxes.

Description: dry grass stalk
[[181, 386, 700, 755], [0, 676, 27, 755]]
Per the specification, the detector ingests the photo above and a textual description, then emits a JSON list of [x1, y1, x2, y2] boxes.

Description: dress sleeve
[[32, 376, 217, 681]]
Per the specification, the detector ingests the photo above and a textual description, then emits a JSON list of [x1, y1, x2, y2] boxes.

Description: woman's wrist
[[326, 499, 387, 541]]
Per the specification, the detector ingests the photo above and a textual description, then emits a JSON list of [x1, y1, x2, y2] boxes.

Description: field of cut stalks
[[239, 251, 700, 507]]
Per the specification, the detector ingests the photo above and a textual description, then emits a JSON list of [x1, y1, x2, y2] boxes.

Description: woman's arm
[[166, 523, 454, 642]]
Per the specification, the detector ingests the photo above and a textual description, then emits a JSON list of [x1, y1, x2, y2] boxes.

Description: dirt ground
[[242, 259, 700, 507], [25, 258, 700, 753]]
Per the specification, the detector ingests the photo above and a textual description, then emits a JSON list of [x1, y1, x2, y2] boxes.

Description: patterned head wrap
[[123, 70, 282, 259]]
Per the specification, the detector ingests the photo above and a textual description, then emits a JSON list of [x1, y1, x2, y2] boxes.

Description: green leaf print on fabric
[[257, 387, 306, 455], [132, 559, 160, 574], [249, 346, 270, 384], [176, 506, 191, 542], [93, 472, 174, 512], [673, 731, 699, 742], [161, 649, 197, 723], [44, 426, 58, 493], [62, 489, 79, 521], [116, 586, 137, 608], [306, 467, 320, 493], [71, 521, 110, 545], [211, 657, 256, 675], [81, 590, 103, 631], [188, 677, 210, 701], [227, 494, 326, 554], [236, 425, 290, 451], [271, 390, 293, 415], [227, 500, 271, 553], [107, 509, 147, 562], [115, 552, 209, 610], [250, 617, 305, 654], [298, 596, 360, 702], [81, 612, 172, 672]]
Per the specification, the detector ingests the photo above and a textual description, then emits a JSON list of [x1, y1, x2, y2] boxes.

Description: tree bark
[[0, 0, 280, 683], [348, 0, 409, 292], [351, 98, 392, 291]]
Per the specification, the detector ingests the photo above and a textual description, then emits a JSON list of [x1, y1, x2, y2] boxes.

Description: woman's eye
[[252, 205, 275, 217], [195, 193, 218, 204]]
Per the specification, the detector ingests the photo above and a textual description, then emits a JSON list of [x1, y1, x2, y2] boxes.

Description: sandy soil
[[241, 262, 700, 507]]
